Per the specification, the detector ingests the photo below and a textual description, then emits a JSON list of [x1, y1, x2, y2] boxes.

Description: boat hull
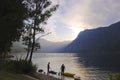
[[61, 72, 75, 77]]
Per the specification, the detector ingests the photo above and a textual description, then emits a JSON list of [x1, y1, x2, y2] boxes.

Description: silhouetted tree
[[22, 23, 32, 60], [0, 0, 27, 58], [22, 0, 58, 62]]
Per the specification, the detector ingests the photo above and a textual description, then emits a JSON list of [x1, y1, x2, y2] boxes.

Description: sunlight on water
[[31, 53, 110, 80], [13, 53, 112, 80]]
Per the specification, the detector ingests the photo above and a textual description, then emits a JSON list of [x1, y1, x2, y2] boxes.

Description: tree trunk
[[25, 40, 30, 60], [29, 25, 36, 62]]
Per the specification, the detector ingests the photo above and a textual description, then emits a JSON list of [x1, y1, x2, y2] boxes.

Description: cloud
[[51, 0, 65, 5], [87, 0, 120, 27], [58, 0, 120, 29], [43, 0, 120, 41]]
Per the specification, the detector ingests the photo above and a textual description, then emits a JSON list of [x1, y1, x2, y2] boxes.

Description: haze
[[42, 0, 120, 42]]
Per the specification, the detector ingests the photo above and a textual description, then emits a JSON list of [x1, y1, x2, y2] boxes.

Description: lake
[[13, 53, 119, 80]]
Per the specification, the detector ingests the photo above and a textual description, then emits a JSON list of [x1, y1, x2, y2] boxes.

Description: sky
[[42, 0, 120, 42]]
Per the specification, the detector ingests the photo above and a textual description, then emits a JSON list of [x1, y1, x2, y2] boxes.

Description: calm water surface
[[13, 53, 117, 80]]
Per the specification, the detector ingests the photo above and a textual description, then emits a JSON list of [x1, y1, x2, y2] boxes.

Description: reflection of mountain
[[63, 21, 120, 53], [12, 39, 70, 53]]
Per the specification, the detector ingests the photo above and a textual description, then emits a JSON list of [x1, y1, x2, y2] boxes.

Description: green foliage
[[0, 0, 27, 55], [22, 0, 59, 61], [2, 59, 37, 74], [109, 73, 120, 80], [0, 71, 34, 80]]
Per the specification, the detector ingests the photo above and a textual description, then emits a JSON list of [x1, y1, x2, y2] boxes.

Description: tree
[[0, 0, 27, 58], [23, 0, 58, 62]]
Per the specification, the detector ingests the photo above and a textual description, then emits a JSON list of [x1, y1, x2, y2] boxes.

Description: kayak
[[49, 70, 57, 74], [61, 72, 75, 77]]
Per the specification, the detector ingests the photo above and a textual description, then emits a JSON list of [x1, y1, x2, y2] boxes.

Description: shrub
[[3, 59, 37, 74], [109, 73, 120, 80]]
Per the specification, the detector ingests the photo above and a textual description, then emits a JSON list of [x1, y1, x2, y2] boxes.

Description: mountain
[[37, 39, 70, 53], [63, 21, 120, 53], [62, 21, 120, 69], [11, 41, 26, 53], [11, 38, 70, 53]]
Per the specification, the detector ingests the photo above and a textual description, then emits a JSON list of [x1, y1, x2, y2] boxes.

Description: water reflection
[[31, 53, 110, 80], [13, 53, 112, 80]]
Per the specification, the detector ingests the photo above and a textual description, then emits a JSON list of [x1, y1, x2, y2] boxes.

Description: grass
[[0, 71, 34, 80], [109, 73, 120, 80], [0, 59, 37, 74], [0, 58, 38, 80]]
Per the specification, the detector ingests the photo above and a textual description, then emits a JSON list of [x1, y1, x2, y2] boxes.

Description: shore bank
[[31, 72, 61, 80]]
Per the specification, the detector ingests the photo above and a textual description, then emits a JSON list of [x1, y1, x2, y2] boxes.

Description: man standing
[[47, 62, 50, 73], [61, 64, 65, 73]]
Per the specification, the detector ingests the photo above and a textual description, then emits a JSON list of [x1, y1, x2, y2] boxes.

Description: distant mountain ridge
[[12, 38, 70, 53], [61, 21, 120, 68], [63, 21, 120, 53], [37, 39, 70, 52]]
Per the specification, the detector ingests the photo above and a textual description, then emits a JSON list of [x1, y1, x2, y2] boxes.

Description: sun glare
[[72, 27, 85, 39]]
